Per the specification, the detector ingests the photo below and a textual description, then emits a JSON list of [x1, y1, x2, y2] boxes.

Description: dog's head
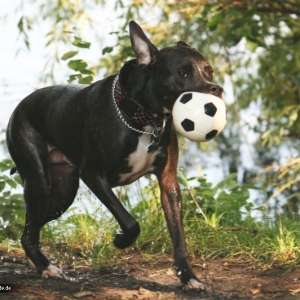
[[122, 21, 223, 114]]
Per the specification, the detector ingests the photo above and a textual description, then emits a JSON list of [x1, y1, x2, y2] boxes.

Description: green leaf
[[261, 130, 271, 146], [202, 3, 221, 17], [68, 74, 81, 83], [214, 173, 238, 190], [80, 69, 94, 75], [5, 178, 17, 189], [72, 37, 91, 49], [14, 175, 23, 186], [3, 191, 11, 198], [0, 180, 5, 192], [67, 60, 88, 71], [9, 194, 24, 201], [246, 40, 258, 52], [79, 76, 93, 84], [45, 37, 55, 47], [0, 159, 14, 172], [208, 12, 223, 30], [102, 46, 114, 55], [288, 110, 298, 127], [61, 51, 78, 60]]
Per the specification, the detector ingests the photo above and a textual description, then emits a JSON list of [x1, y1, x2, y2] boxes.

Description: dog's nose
[[210, 84, 223, 98]]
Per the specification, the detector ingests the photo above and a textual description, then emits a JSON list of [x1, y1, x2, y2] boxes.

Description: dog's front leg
[[157, 141, 205, 291], [80, 169, 140, 249]]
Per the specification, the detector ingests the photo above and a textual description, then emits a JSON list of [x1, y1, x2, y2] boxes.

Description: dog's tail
[[10, 166, 18, 175]]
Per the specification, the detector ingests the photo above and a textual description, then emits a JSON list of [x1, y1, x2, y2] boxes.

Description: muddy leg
[[156, 132, 205, 291], [7, 125, 79, 277]]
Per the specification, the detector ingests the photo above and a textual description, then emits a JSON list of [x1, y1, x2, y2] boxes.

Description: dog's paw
[[113, 232, 138, 249], [42, 264, 67, 280], [183, 279, 205, 291], [113, 225, 140, 249]]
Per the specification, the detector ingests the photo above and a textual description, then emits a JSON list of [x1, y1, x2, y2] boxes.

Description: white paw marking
[[184, 278, 205, 291], [42, 264, 67, 279]]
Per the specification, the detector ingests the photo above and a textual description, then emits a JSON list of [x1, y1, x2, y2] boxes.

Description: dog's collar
[[112, 74, 169, 136], [112, 74, 168, 138], [114, 78, 164, 128], [118, 62, 147, 116]]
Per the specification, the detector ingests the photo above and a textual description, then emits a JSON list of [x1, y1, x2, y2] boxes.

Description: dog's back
[[6, 21, 224, 291]]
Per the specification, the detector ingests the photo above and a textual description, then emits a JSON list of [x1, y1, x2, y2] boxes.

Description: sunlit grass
[[1, 171, 300, 271]]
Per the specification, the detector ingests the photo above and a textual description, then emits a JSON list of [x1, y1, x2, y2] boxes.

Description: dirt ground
[[1, 250, 300, 300]]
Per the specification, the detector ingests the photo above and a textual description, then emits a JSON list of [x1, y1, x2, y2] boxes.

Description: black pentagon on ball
[[204, 102, 217, 117], [181, 119, 195, 132], [206, 129, 218, 140], [179, 93, 193, 104]]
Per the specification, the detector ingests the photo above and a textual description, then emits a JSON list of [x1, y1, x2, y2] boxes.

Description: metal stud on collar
[[112, 74, 162, 138]]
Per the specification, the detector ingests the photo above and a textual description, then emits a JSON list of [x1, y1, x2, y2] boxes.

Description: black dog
[[6, 21, 223, 291]]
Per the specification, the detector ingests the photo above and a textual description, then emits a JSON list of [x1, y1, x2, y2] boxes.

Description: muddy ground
[[1, 250, 300, 300]]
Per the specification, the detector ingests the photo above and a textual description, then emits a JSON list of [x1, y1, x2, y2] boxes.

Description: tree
[[108, 0, 300, 216], [3, 0, 300, 216]]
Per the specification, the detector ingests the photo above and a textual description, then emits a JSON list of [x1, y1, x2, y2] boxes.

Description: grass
[[1, 170, 300, 271]]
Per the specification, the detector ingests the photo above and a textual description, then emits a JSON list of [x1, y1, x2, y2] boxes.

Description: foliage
[[10, 0, 105, 82], [1, 0, 300, 268], [3, 170, 300, 269], [0, 160, 24, 241], [179, 172, 256, 225], [257, 157, 300, 218], [103, 0, 300, 212], [61, 34, 95, 84], [3, 0, 300, 210]]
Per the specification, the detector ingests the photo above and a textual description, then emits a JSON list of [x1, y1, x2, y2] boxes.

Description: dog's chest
[[118, 134, 160, 185]]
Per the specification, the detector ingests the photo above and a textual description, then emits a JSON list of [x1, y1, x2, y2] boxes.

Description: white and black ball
[[172, 92, 226, 142]]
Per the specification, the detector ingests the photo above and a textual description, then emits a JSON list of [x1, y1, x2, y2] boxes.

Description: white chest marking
[[118, 134, 159, 185]]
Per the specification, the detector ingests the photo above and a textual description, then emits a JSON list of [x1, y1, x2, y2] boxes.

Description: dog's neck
[[114, 75, 164, 129]]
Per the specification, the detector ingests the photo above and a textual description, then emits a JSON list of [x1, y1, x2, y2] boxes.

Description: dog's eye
[[177, 70, 188, 78]]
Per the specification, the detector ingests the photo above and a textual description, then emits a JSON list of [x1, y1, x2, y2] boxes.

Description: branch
[[198, 227, 259, 234], [222, 0, 300, 16]]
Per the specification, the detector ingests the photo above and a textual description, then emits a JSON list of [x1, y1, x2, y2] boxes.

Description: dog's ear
[[129, 21, 159, 66], [177, 41, 191, 48]]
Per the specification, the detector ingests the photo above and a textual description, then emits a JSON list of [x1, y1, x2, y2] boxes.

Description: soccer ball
[[172, 92, 226, 142]]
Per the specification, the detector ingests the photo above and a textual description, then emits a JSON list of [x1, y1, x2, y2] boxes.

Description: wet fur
[[6, 21, 223, 290]]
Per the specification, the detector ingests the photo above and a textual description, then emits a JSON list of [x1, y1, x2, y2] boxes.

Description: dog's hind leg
[[22, 158, 79, 278], [7, 125, 79, 278], [38, 158, 79, 279]]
